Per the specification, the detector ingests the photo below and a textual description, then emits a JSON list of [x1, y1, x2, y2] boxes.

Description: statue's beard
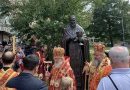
[[70, 23, 76, 28], [54, 60, 63, 68]]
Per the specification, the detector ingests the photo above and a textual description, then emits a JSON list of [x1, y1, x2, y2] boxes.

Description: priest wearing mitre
[[49, 47, 76, 90], [83, 43, 112, 90]]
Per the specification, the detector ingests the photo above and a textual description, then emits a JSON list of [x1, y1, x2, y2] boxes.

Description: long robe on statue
[[0, 68, 18, 90], [49, 57, 76, 90], [62, 24, 90, 90]]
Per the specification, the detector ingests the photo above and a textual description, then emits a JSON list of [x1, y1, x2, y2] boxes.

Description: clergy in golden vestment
[[83, 43, 112, 90], [49, 47, 76, 90], [0, 51, 18, 90]]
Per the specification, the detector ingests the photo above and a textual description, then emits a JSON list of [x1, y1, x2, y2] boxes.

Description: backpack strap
[[108, 75, 119, 90]]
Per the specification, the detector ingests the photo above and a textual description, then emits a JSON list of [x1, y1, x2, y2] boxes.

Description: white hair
[[109, 46, 129, 62]]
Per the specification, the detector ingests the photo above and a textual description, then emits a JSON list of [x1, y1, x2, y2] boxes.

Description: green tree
[[89, 0, 130, 46], [1, 0, 92, 43], [0, 0, 92, 58]]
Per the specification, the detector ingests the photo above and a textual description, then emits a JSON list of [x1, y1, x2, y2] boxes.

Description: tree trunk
[[109, 33, 113, 47], [108, 26, 114, 47]]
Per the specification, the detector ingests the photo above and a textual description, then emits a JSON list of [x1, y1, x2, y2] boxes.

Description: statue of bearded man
[[62, 15, 90, 90]]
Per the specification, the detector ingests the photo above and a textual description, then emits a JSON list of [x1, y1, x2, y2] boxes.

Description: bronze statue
[[62, 15, 90, 90]]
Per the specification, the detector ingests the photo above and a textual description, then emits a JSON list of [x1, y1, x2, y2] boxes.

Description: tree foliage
[[0, 0, 92, 59], [0, 0, 91, 45], [89, 0, 130, 46]]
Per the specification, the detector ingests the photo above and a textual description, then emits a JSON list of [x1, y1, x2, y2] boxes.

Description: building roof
[[0, 31, 12, 36]]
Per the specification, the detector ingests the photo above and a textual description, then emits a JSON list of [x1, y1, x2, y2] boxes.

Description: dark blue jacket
[[6, 72, 48, 90]]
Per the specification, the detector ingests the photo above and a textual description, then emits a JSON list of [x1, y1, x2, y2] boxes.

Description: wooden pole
[[12, 36, 16, 54], [84, 75, 87, 90]]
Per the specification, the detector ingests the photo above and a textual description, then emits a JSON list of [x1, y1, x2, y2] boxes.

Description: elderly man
[[97, 46, 130, 90], [83, 43, 112, 90], [49, 47, 76, 90], [0, 51, 18, 90]]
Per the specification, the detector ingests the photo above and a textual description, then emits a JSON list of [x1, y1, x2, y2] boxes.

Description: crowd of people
[[1, 15, 130, 90], [0, 42, 130, 90], [0, 43, 49, 90]]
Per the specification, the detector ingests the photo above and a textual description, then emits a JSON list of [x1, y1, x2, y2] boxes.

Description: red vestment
[[0, 68, 18, 90], [35, 51, 45, 79], [89, 57, 112, 90], [49, 58, 76, 90]]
